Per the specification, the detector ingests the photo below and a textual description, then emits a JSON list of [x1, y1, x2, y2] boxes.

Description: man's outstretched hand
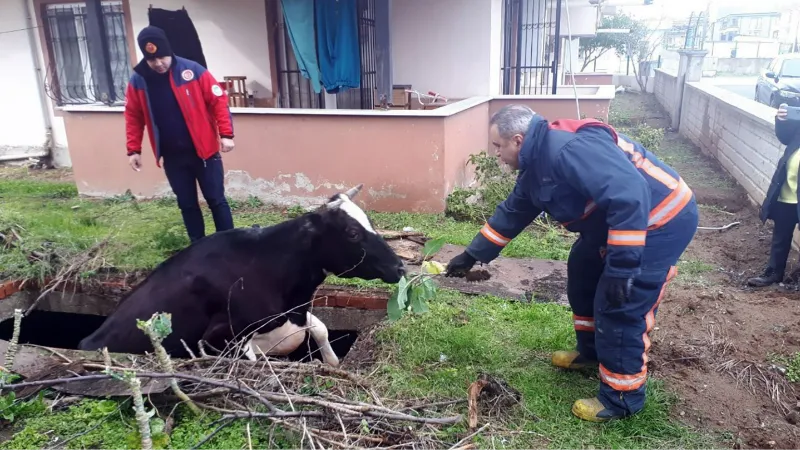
[[445, 251, 476, 277]]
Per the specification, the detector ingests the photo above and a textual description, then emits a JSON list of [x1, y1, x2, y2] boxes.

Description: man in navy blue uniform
[[446, 105, 699, 422]]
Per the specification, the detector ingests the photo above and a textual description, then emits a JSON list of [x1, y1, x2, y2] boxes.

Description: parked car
[[755, 53, 800, 108]]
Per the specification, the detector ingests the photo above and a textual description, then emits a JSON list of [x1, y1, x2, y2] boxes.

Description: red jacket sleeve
[[199, 71, 234, 139], [124, 83, 145, 155]]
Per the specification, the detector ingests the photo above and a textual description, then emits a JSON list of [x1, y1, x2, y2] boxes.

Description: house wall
[[63, 108, 451, 212], [129, 0, 274, 99], [391, 0, 503, 99], [563, 73, 613, 86], [0, 0, 50, 159], [60, 89, 615, 212]]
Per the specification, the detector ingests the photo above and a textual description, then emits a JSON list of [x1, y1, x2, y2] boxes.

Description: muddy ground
[[579, 93, 800, 448]]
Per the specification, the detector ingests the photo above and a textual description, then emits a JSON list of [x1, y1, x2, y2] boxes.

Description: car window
[[781, 59, 800, 77]]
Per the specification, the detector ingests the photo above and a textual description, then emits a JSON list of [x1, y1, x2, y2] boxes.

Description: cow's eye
[[347, 229, 361, 241]]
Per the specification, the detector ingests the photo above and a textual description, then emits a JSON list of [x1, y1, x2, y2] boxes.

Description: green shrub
[[621, 123, 665, 152], [445, 151, 516, 223]]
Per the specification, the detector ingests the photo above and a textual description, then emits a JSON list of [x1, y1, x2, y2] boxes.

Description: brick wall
[[654, 69, 678, 122], [679, 82, 782, 206]]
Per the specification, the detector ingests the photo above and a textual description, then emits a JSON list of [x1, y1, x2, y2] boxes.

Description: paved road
[[703, 76, 758, 102]]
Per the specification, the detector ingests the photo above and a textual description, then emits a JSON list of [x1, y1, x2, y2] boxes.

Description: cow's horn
[[344, 184, 363, 199], [326, 198, 344, 209]]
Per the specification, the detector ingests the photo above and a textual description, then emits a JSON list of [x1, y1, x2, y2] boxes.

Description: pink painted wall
[[489, 97, 611, 122], [64, 111, 447, 212], [563, 73, 614, 86], [62, 94, 613, 213]]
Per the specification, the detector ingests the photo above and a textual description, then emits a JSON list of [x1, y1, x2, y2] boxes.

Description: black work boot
[[746, 267, 783, 287]]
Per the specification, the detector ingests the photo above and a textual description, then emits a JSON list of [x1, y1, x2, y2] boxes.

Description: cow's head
[[308, 184, 405, 283]]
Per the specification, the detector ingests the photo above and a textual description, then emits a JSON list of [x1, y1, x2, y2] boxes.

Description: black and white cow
[[77, 185, 404, 366]]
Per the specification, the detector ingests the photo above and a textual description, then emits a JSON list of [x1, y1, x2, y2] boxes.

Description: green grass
[[0, 290, 718, 449], [0, 166, 715, 448], [0, 398, 296, 449], [769, 351, 800, 384], [374, 290, 717, 448], [0, 176, 573, 283]]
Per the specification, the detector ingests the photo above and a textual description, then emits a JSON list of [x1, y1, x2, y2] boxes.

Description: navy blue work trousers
[[162, 152, 234, 242], [567, 196, 699, 416]]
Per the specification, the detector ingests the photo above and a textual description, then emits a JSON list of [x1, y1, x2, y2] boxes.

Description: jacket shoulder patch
[[212, 85, 224, 97]]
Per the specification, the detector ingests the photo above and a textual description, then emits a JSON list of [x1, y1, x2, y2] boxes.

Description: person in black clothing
[[125, 26, 235, 243], [748, 104, 800, 287]]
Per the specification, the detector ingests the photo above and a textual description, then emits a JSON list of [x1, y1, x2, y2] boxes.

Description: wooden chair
[[224, 76, 248, 107]]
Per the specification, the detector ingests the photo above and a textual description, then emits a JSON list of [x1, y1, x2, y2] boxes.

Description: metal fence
[[682, 12, 707, 51], [42, 0, 130, 106], [274, 0, 377, 109], [501, 0, 562, 95]]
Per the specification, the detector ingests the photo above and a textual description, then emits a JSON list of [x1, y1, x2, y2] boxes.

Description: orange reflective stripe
[[607, 230, 646, 246], [648, 179, 693, 229], [617, 137, 680, 190], [617, 138, 635, 155], [639, 159, 679, 189], [573, 314, 595, 332], [642, 266, 678, 369], [599, 364, 648, 391], [480, 223, 510, 247]]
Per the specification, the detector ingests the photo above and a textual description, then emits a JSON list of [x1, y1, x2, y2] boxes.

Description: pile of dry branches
[[0, 312, 476, 449]]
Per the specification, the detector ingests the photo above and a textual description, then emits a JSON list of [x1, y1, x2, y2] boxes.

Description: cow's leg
[[248, 318, 307, 358], [306, 312, 339, 367], [201, 317, 254, 360]]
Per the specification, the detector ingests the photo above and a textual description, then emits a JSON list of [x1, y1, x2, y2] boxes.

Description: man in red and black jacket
[[125, 26, 235, 243]]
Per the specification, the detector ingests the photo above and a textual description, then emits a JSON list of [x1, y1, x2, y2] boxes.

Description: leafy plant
[[387, 237, 446, 322], [445, 151, 516, 223], [621, 124, 665, 152], [286, 205, 307, 219], [0, 392, 46, 423], [246, 195, 264, 208]]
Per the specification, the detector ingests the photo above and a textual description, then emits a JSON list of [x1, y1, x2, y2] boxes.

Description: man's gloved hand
[[604, 276, 633, 307], [445, 252, 476, 277]]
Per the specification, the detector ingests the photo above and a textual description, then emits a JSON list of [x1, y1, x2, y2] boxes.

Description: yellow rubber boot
[[571, 397, 623, 422], [551, 350, 598, 370]]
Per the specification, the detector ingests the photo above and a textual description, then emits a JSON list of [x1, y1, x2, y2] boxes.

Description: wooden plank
[[0, 340, 170, 397]]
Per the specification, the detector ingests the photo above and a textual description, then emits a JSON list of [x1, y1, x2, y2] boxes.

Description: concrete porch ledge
[[59, 89, 614, 212]]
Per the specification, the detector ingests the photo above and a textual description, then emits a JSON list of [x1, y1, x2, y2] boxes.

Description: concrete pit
[[0, 284, 390, 364]]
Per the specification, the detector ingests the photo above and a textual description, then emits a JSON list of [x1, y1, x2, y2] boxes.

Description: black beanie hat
[[137, 26, 172, 59]]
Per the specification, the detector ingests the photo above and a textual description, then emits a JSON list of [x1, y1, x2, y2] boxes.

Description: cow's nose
[[397, 265, 407, 277]]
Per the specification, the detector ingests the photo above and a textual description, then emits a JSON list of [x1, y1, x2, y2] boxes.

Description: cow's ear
[[303, 213, 325, 235]]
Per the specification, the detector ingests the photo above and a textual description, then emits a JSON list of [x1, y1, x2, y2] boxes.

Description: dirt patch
[[0, 166, 74, 183], [652, 285, 800, 448], [605, 92, 800, 448]]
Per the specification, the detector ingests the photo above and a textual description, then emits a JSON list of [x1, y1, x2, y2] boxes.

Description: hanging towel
[[315, 0, 361, 93], [148, 7, 207, 69], [280, 0, 323, 94]]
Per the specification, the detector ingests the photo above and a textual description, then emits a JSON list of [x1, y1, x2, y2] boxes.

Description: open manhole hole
[[0, 284, 389, 364]]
